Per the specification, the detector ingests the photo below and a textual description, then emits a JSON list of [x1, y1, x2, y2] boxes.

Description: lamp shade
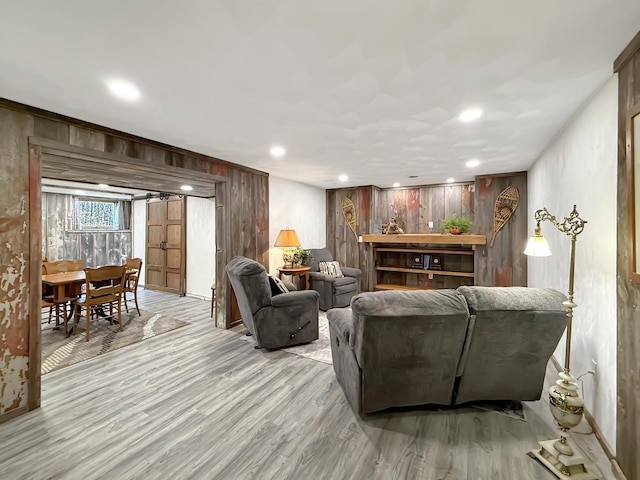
[[274, 229, 301, 248], [523, 232, 552, 257]]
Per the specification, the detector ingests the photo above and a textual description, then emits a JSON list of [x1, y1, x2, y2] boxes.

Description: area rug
[[239, 310, 333, 365], [41, 309, 190, 374]]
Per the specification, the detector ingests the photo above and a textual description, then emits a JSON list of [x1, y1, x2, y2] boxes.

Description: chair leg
[[118, 298, 123, 332], [124, 291, 130, 313], [133, 289, 141, 316], [48, 306, 53, 324], [86, 309, 90, 341]]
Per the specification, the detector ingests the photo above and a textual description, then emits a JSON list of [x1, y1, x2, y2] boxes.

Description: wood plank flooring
[[1, 290, 615, 479]]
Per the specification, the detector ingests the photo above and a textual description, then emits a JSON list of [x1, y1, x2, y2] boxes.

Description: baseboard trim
[[549, 356, 624, 479], [0, 406, 29, 425]]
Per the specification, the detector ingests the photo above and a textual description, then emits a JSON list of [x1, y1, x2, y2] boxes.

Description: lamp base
[[528, 439, 596, 479]]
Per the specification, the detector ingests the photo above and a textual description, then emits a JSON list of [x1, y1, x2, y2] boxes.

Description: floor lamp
[[524, 205, 595, 479]]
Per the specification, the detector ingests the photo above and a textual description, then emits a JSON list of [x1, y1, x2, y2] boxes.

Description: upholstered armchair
[[225, 256, 320, 349], [308, 248, 362, 311]]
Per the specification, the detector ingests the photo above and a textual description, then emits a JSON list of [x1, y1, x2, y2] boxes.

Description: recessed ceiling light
[[181, 185, 193, 191], [466, 159, 480, 168], [393, 182, 400, 188], [338, 174, 348, 182], [106, 78, 141, 102], [459, 108, 482, 123], [270, 145, 286, 157], [446, 178, 455, 183], [98, 183, 110, 188]]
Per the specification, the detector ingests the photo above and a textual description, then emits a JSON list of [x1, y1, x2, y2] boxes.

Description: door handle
[[160, 240, 166, 250]]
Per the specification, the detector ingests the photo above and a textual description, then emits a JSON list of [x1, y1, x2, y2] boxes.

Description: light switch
[[358, 235, 363, 243], [428, 221, 434, 229], [429, 273, 434, 280]]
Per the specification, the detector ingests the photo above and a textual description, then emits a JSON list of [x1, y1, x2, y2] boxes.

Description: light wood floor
[[2, 289, 614, 480]]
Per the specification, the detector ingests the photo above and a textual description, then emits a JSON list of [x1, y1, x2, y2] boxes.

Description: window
[[75, 199, 120, 230]]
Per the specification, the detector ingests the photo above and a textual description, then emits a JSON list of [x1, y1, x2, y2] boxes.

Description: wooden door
[[146, 197, 186, 294]]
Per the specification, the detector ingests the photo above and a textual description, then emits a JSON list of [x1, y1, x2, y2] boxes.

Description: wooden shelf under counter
[[365, 233, 486, 291]]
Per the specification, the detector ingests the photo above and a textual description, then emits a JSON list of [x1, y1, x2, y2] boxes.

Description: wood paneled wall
[[326, 186, 376, 292], [614, 30, 640, 480], [0, 107, 36, 421], [0, 99, 269, 422], [327, 182, 480, 292], [376, 183, 475, 234], [473, 173, 527, 287], [42, 193, 133, 267]]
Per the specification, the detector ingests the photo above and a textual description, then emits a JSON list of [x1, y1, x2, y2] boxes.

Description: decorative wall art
[[490, 185, 520, 247], [342, 196, 358, 241]]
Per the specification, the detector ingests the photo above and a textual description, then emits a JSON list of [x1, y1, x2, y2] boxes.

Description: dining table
[[42, 269, 137, 336]]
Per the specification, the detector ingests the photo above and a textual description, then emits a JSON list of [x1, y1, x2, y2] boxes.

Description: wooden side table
[[277, 265, 311, 290]]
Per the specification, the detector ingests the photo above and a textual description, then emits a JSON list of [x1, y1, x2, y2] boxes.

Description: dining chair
[[73, 265, 127, 341], [41, 263, 56, 324], [43, 259, 84, 274], [123, 258, 143, 316], [42, 259, 84, 326]]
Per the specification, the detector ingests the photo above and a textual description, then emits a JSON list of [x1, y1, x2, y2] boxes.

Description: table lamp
[[524, 205, 595, 479], [274, 228, 300, 268]]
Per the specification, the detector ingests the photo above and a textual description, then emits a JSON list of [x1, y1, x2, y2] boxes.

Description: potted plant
[[440, 215, 472, 235], [292, 247, 312, 266]]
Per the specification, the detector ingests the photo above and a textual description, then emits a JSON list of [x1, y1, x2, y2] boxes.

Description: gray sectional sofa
[[327, 286, 568, 415]]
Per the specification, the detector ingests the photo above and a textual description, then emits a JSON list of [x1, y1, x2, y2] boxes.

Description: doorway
[[145, 197, 186, 295]]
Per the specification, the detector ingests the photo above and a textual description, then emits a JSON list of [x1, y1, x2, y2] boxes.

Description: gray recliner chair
[[225, 256, 320, 349], [308, 248, 362, 311]]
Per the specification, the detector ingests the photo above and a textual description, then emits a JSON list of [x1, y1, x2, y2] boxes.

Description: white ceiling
[[1, 1, 639, 189]]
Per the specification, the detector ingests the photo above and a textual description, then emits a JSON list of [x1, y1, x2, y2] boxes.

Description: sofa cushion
[[347, 289, 471, 412], [454, 286, 567, 404], [268, 275, 289, 296], [457, 285, 566, 313], [319, 260, 343, 277]]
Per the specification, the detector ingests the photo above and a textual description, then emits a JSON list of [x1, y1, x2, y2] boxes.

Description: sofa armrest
[[271, 290, 319, 307], [308, 271, 336, 283], [341, 266, 362, 278], [327, 308, 354, 347], [281, 278, 297, 291]]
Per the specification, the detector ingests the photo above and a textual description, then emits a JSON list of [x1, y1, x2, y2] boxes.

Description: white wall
[[528, 75, 617, 450], [186, 197, 216, 299], [132, 199, 147, 286], [268, 176, 326, 275], [132, 197, 215, 300]]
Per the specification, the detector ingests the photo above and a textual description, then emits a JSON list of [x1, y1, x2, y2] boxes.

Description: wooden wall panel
[[0, 108, 35, 420], [377, 183, 474, 234], [615, 31, 640, 480], [326, 187, 375, 292], [0, 99, 269, 421], [69, 126, 105, 150], [33, 117, 68, 142], [225, 169, 269, 326], [42, 193, 132, 267], [473, 173, 527, 287]]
